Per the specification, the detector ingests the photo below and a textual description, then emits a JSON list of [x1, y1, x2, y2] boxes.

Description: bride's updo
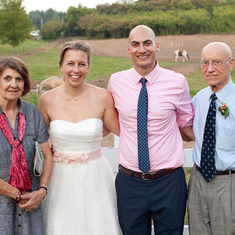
[[59, 40, 92, 67]]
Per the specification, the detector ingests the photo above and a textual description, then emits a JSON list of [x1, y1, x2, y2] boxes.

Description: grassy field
[[22, 48, 61, 81], [21, 91, 41, 107], [21, 47, 134, 82], [0, 39, 49, 56]]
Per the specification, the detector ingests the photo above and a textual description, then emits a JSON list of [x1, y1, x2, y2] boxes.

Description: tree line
[[37, 0, 235, 40], [28, 8, 66, 30], [75, 6, 235, 39], [0, 0, 235, 50]]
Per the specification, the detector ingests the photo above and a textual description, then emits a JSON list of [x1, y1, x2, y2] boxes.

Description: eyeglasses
[[199, 57, 231, 69]]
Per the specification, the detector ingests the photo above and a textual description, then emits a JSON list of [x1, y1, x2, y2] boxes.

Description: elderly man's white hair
[[202, 42, 232, 58]]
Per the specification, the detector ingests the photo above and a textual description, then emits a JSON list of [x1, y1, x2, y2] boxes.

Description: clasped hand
[[18, 190, 46, 212]]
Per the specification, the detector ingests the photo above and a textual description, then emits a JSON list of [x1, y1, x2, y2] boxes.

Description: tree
[[191, 0, 218, 9], [28, 10, 42, 29], [40, 20, 63, 40], [64, 4, 93, 36], [28, 9, 66, 30], [0, 0, 32, 54]]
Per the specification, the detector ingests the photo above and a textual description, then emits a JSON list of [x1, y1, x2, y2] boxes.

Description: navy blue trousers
[[115, 167, 187, 235]]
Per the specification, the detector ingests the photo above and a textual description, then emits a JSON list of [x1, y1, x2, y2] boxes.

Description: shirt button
[[19, 224, 21, 227], [19, 214, 21, 216]]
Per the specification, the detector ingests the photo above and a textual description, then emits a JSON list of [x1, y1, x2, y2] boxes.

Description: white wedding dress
[[42, 118, 120, 235]]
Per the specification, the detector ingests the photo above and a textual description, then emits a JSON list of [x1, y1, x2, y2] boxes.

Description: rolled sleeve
[[176, 78, 195, 127]]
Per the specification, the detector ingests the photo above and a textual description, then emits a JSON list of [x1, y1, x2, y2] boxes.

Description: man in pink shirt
[[108, 25, 194, 235]]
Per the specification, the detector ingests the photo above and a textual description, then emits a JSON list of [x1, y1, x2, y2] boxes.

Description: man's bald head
[[202, 42, 232, 59], [128, 25, 157, 45]]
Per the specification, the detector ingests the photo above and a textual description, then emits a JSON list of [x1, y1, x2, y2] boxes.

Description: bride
[[38, 40, 121, 234]]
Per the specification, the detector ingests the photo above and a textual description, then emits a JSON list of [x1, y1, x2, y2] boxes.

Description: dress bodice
[[50, 118, 103, 154]]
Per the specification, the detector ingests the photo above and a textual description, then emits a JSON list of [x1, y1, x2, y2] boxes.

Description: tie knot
[[211, 93, 217, 101], [140, 78, 147, 86]]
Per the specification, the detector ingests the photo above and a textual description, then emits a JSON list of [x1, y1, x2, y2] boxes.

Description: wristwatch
[[39, 186, 48, 194]]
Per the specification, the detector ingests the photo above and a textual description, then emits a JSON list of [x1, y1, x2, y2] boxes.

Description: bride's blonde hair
[[59, 40, 92, 67]]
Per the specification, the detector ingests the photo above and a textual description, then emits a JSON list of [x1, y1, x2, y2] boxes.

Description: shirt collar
[[215, 79, 234, 102], [132, 60, 160, 85], [0, 99, 24, 115]]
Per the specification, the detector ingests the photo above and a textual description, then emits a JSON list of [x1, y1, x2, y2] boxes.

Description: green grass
[[21, 91, 41, 106], [158, 60, 182, 68], [22, 48, 61, 81], [186, 68, 207, 97], [21, 49, 134, 82], [0, 39, 48, 56], [88, 56, 133, 80]]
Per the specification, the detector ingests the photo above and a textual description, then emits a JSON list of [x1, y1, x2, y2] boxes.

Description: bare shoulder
[[39, 85, 64, 105], [87, 83, 111, 100]]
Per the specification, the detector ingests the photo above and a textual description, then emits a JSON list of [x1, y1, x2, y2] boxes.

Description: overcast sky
[[22, 0, 120, 13]]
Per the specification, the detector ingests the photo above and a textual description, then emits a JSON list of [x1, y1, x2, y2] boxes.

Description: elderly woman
[[0, 56, 53, 235]]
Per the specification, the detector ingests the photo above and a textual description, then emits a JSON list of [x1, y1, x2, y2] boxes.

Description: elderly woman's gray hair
[[0, 56, 31, 96]]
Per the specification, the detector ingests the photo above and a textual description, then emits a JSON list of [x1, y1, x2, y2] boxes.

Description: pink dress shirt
[[108, 61, 194, 172]]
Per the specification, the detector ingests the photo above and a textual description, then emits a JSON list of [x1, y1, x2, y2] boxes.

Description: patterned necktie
[[137, 78, 150, 173], [199, 93, 217, 182]]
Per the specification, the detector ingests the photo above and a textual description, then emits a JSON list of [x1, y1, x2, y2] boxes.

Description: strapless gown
[[42, 118, 120, 235]]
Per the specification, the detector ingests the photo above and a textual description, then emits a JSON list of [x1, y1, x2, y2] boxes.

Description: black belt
[[196, 165, 235, 175], [119, 165, 174, 180]]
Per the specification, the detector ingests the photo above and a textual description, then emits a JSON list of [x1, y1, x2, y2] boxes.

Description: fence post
[[114, 135, 119, 147]]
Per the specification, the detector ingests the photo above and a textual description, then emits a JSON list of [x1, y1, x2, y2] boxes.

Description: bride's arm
[[102, 90, 120, 137], [38, 92, 51, 132], [103, 125, 111, 137]]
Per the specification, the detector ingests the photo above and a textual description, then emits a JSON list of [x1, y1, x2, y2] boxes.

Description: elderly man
[[108, 25, 194, 235], [188, 42, 235, 234]]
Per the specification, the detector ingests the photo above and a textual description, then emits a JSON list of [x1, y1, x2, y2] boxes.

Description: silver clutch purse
[[33, 141, 44, 177]]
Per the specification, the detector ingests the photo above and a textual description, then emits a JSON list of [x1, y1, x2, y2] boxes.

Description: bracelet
[[39, 186, 48, 194], [14, 191, 22, 203]]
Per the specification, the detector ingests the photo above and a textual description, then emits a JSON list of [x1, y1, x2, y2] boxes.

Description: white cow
[[174, 50, 190, 63], [36, 76, 64, 94]]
